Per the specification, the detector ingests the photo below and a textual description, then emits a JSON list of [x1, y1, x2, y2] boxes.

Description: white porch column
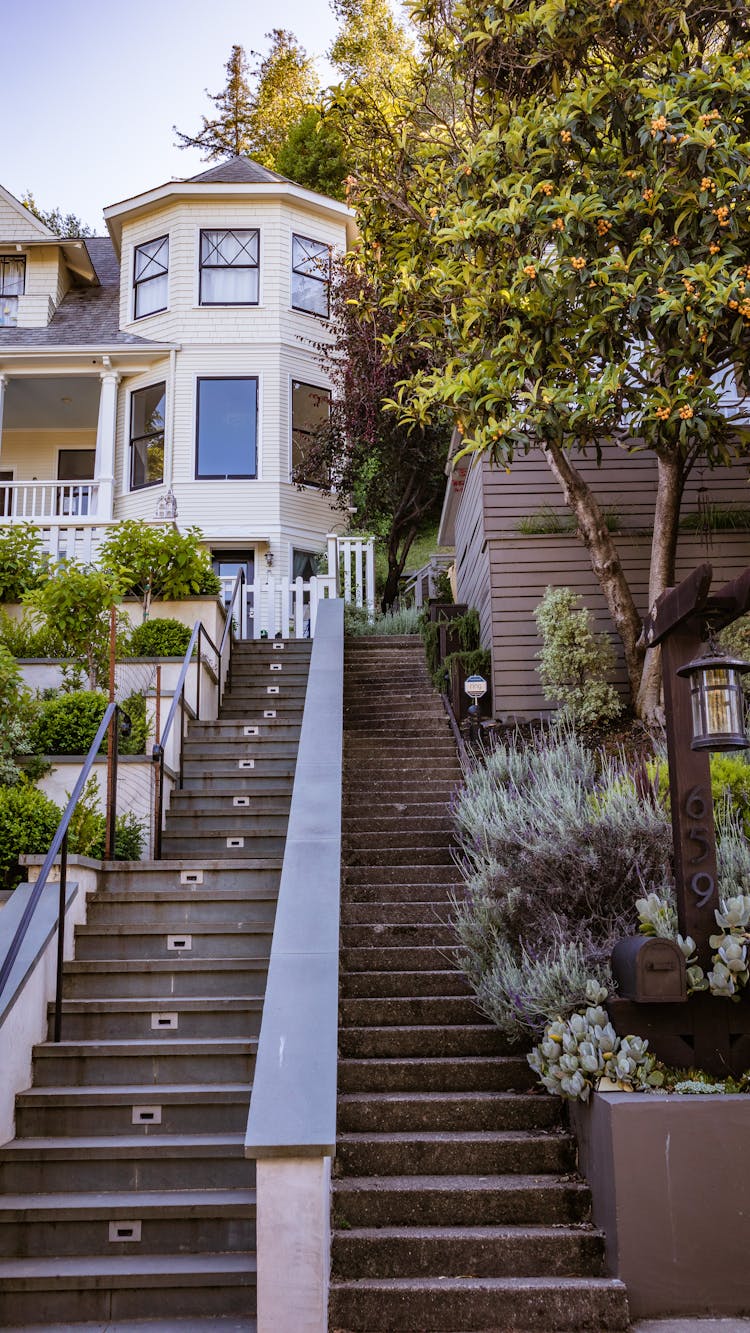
[[94, 365, 120, 522], [0, 374, 7, 463]]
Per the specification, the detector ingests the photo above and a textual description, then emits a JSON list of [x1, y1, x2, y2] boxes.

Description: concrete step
[[0, 1252, 257, 1324], [335, 1130, 574, 1177], [163, 812, 289, 836], [339, 969, 470, 998], [220, 691, 306, 708], [15, 1085, 252, 1138], [181, 758, 296, 780], [0, 1135, 255, 1193], [182, 740, 299, 759], [181, 773, 295, 794], [339, 1024, 507, 1059], [341, 945, 459, 971], [160, 834, 285, 859], [0, 1188, 256, 1258], [341, 884, 457, 905], [86, 891, 277, 929], [339, 995, 478, 1025], [327, 1274, 629, 1331], [342, 800, 453, 818], [187, 720, 302, 740], [343, 865, 457, 885], [31, 1038, 256, 1087], [341, 923, 456, 949], [343, 849, 456, 868], [332, 1174, 592, 1227], [341, 903, 452, 927], [167, 792, 293, 815], [331, 1223, 606, 1279], [49, 996, 263, 1042], [94, 861, 279, 892], [73, 923, 273, 961], [63, 958, 269, 1000], [337, 1055, 533, 1094], [336, 1091, 561, 1134], [343, 817, 454, 837]]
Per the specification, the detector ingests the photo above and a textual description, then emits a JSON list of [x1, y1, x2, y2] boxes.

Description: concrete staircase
[[329, 636, 630, 1332], [0, 639, 311, 1329]]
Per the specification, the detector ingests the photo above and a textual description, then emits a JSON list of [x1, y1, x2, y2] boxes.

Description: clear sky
[[2, 0, 343, 233]]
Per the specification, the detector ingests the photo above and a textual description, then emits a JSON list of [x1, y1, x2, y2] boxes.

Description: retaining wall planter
[[570, 1090, 750, 1318]]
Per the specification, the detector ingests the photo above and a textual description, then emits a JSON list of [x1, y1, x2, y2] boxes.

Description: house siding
[[452, 447, 750, 719]]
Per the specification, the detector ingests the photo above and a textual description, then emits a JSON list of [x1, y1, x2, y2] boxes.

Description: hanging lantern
[[677, 647, 750, 751]]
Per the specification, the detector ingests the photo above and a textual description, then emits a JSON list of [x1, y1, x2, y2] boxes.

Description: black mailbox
[[612, 936, 687, 1003]]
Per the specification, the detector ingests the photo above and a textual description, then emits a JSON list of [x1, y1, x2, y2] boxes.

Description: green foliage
[[650, 752, 750, 838], [276, 108, 349, 198], [174, 36, 318, 169], [452, 726, 672, 1041], [534, 586, 622, 728], [719, 612, 750, 665], [433, 569, 454, 603], [65, 776, 145, 861], [0, 644, 40, 785], [30, 691, 108, 756], [437, 647, 490, 692], [99, 523, 220, 614], [119, 693, 148, 756], [0, 526, 49, 603], [517, 506, 620, 536], [343, 604, 422, 636], [0, 782, 61, 890], [528, 987, 658, 1102], [20, 192, 94, 237], [23, 564, 120, 690], [681, 505, 750, 532], [0, 610, 65, 659], [127, 618, 192, 658]]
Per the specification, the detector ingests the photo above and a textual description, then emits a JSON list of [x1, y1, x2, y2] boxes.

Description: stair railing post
[[196, 626, 202, 721], [105, 705, 119, 861], [53, 830, 68, 1043], [153, 746, 164, 860]]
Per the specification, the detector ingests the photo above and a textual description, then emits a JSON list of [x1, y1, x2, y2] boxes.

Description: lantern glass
[[684, 663, 748, 751]]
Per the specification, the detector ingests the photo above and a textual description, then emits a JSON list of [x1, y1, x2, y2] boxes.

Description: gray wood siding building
[[440, 443, 750, 719]]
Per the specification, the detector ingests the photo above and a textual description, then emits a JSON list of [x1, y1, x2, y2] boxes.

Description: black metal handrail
[[0, 701, 120, 1043]]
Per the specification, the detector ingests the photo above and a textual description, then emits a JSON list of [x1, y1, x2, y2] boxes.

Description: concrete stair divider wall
[[245, 597, 344, 1333], [0, 627, 317, 1329]]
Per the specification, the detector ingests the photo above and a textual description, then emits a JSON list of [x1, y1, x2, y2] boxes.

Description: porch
[[0, 364, 120, 529]]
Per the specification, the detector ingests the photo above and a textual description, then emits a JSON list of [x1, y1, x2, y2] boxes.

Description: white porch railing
[[220, 574, 338, 639], [0, 481, 100, 522], [402, 553, 454, 608], [327, 532, 376, 615]]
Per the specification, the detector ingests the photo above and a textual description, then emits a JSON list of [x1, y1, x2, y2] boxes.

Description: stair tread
[[0, 1188, 257, 1214], [336, 1130, 563, 1144], [334, 1174, 587, 1191], [332, 1223, 596, 1239], [0, 1134, 245, 1156], [54, 998, 262, 1012], [0, 1252, 257, 1278], [34, 1039, 257, 1054], [329, 1274, 626, 1290], [17, 1084, 251, 1101]]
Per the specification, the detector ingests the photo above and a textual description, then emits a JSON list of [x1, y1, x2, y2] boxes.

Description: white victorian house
[[0, 159, 356, 591]]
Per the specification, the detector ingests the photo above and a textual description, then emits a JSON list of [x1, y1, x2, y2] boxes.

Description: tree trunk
[[381, 523, 418, 611], [635, 448, 688, 723], [542, 441, 646, 708]]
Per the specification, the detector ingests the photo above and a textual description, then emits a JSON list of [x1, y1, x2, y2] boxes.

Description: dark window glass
[[292, 380, 331, 486], [133, 236, 168, 319], [212, 549, 256, 602], [196, 378, 257, 479], [291, 235, 330, 317], [57, 449, 96, 481], [130, 382, 165, 490], [200, 230, 259, 305], [0, 257, 25, 327], [292, 549, 322, 580]]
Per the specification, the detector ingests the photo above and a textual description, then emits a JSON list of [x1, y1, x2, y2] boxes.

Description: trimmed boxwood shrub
[[0, 783, 62, 890], [31, 692, 108, 756], [127, 618, 192, 658]]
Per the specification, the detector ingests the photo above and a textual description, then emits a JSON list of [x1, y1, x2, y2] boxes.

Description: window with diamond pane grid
[[292, 234, 330, 317], [133, 236, 168, 319], [200, 229, 259, 305]]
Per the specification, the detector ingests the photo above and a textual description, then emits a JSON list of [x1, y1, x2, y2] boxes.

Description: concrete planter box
[[570, 1090, 750, 1318], [2, 596, 227, 645]]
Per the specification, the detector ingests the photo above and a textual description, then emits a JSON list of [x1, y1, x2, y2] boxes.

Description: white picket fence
[[221, 533, 376, 639]]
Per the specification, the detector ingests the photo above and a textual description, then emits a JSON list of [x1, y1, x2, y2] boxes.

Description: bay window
[[200, 230, 259, 305], [130, 382, 165, 490], [133, 236, 169, 319], [196, 377, 258, 479], [0, 257, 25, 327], [291, 235, 330, 317]]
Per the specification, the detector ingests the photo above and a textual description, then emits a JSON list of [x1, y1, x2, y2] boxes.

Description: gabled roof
[[0, 183, 56, 240], [188, 157, 290, 186], [0, 237, 165, 349]]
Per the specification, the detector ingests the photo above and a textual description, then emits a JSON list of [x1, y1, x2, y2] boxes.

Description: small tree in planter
[[24, 565, 122, 689], [0, 526, 49, 604], [99, 523, 220, 617]]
